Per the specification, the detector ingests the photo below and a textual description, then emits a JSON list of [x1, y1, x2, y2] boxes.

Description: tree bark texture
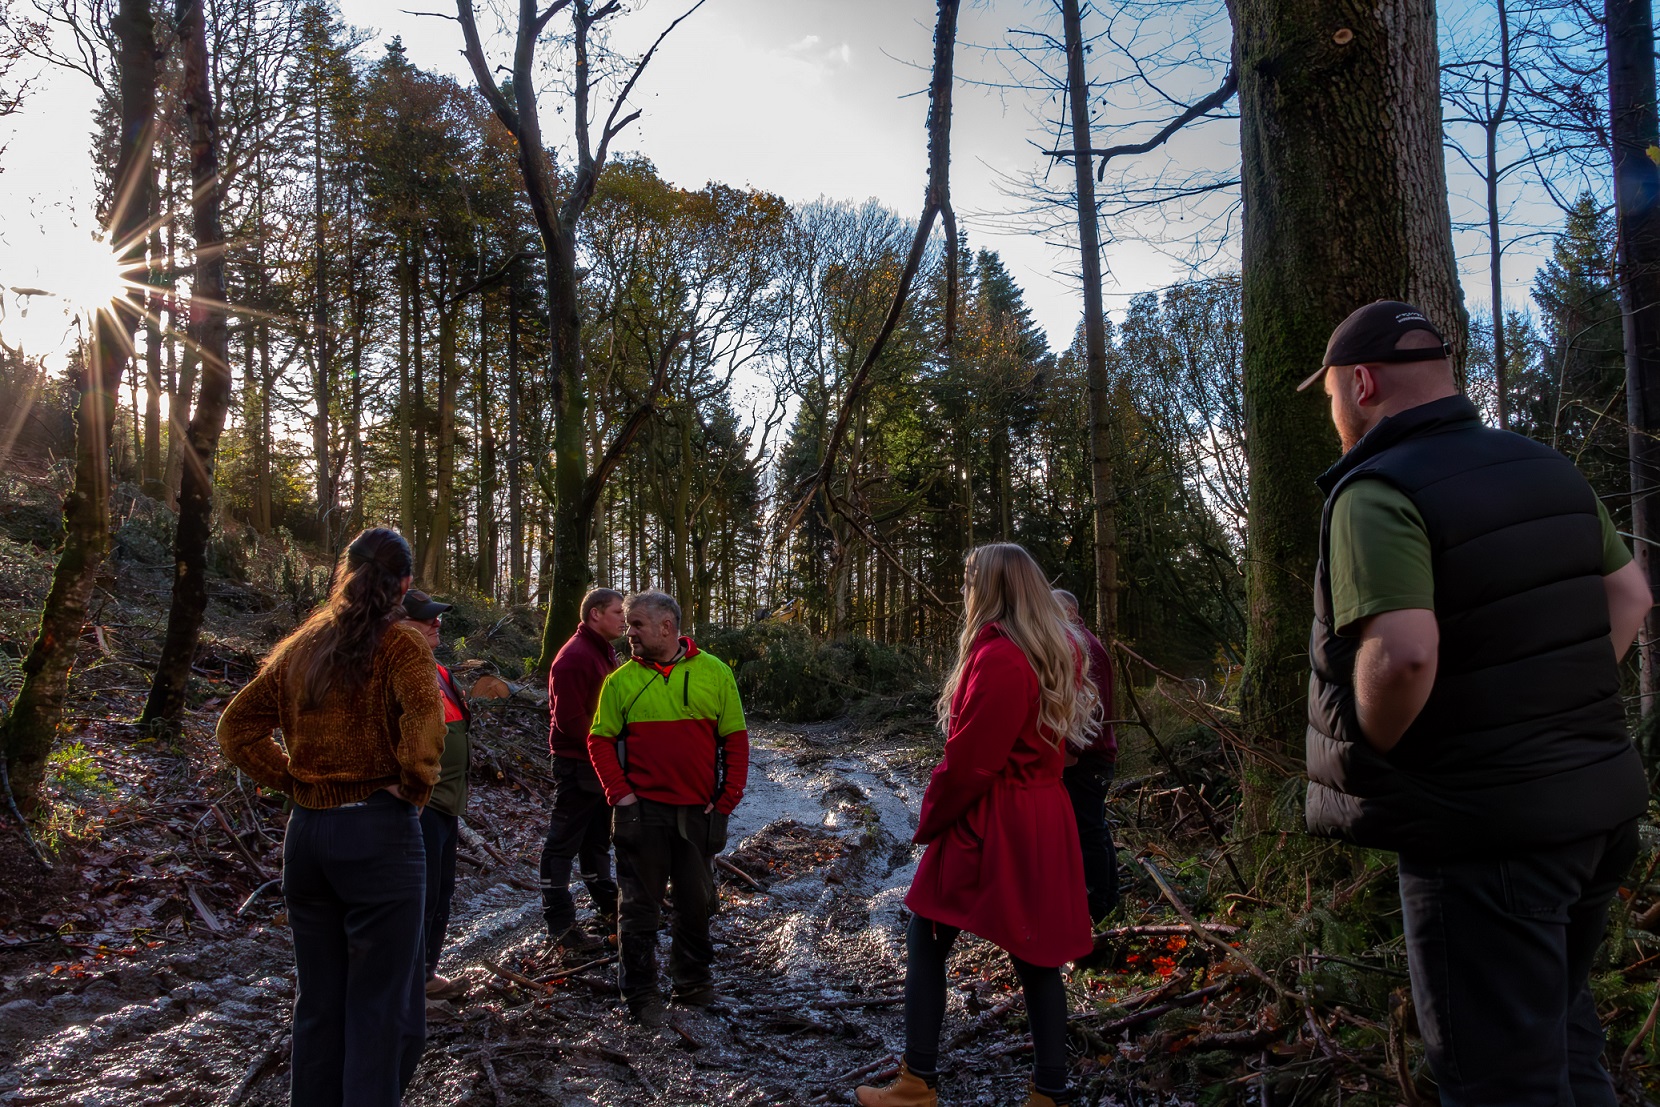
[[1608, 0, 1660, 731], [141, 0, 230, 729], [3, 0, 156, 811], [1061, 0, 1119, 642], [1232, 0, 1465, 782]]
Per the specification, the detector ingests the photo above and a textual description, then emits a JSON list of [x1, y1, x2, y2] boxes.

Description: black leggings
[[903, 914, 1070, 1097]]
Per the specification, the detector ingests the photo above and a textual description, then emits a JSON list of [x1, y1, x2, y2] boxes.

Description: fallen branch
[[211, 803, 273, 882], [228, 1029, 289, 1105], [715, 855, 768, 891], [459, 820, 510, 866], [1091, 981, 1234, 1036], [1138, 857, 1285, 1000], [484, 958, 550, 993], [1622, 980, 1660, 1072], [946, 993, 1022, 1050], [236, 878, 282, 917], [1118, 658, 1245, 892], [538, 952, 617, 982], [1093, 922, 1239, 948]]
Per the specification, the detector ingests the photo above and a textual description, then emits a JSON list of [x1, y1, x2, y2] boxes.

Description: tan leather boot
[[854, 1062, 938, 1107]]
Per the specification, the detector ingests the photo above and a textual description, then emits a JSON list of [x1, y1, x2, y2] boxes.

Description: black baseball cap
[[1297, 300, 1453, 391], [402, 589, 452, 621]]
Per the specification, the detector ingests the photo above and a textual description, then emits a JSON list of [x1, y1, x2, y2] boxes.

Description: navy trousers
[[283, 790, 427, 1107], [538, 756, 619, 935], [1399, 819, 1639, 1107], [1062, 752, 1118, 920]]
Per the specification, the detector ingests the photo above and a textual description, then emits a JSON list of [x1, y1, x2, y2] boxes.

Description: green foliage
[[697, 622, 929, 722], [47, 741, 113, 797]]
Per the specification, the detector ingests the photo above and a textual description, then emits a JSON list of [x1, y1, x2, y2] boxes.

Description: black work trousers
[[613, 798, 728, 1005], [282, 790, 427, 1107], [1399, 819, 1639, 1107], [538, 756, 619, 935], [1062, 752, 1118, 921], [418, 807, 458, 979], [902, 914, 1071, 1098]]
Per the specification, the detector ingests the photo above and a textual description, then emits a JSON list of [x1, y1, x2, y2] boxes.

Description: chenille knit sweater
[[215, 622, 447, 809]]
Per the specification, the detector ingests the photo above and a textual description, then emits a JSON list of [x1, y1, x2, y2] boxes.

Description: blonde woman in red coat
[[858, 543, 1100, 1107]]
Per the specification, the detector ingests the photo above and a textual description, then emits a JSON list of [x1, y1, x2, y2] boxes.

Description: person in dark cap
[[1301, 300, 1653, 1106], [401, 589, 471, 1003]]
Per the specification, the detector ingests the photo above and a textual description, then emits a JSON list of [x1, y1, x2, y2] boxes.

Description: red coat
[[905, 623, 1093, 967]]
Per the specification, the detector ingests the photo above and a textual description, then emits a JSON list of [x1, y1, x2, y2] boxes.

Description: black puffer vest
[[1305, 395, 1648, 858]]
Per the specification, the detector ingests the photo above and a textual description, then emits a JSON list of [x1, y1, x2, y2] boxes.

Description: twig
[[459, 820, 509, 866], [1622, 981, 1660, 1072], [946, 994, 1022, 1049], [1089, 981, 1233, 1035], [1137, 857, 1287, 1000], [211, 803, 273, 881], [482, 1051, 506, 1105], [228, 1029, 288, 1104], [1118, 655, 1246, 892], [715, 855, 767, 890], [0, 754, 50, 869], [537, 953, 617, 982], [236, 878, 282, 917], [483, 958, 550, 993], [1094, 922, 1239, 947]]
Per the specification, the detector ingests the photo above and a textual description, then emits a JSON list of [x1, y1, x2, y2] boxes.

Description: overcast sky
[[0, 0, 1573, 368]]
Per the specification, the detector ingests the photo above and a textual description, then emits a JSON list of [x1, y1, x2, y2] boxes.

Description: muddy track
[[0, 724, 1088, 1107]]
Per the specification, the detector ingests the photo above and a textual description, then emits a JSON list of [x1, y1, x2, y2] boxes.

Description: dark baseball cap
[[1297, 300, 1453, 391], [402, 589, 452, 621]]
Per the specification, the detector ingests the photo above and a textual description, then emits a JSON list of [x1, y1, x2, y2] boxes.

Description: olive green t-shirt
[[1328, 479, 1632, 635]]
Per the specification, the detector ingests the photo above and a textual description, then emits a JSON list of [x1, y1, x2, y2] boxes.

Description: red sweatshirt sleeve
[[913, 642, 1031, 844]]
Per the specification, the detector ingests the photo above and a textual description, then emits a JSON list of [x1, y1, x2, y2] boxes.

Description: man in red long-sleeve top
[[538, 588, 626, 951]]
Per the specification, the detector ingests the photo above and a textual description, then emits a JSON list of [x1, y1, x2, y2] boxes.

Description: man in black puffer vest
[[1301, 301, 1653, 1107]]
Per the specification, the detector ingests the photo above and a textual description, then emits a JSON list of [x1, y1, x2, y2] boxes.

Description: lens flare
[[1, 226, 138, 360]]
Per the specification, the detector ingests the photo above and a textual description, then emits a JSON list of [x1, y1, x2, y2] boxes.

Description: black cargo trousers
[[538, 756, 621, 937], [1398, 819, 1639, 1107], [613, 798, 730, 1008]]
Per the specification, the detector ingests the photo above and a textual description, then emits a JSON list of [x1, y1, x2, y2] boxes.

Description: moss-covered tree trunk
[[1608, 0, 1660, 731], [140, 0, 230, 731], [1231, 0, 1465, 824], [3, 0, 156, 812]]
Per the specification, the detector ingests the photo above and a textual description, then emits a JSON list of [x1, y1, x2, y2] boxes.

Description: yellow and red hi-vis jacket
[[586, 637, 749, 814]]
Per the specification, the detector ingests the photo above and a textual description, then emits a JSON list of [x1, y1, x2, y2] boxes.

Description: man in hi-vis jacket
[[587, 591, 748, 1028]]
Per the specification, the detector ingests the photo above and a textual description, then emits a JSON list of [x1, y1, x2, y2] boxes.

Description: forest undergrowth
[[1, 469, 1659, 1105]]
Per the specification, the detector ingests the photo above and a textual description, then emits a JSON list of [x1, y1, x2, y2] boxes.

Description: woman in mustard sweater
[[218, 527, 445, 1107]]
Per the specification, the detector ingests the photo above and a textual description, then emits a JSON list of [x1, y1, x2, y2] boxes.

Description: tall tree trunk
[[1061, 0, 1118, 642], [507, 265, 525, 603], [142, 0, 230, 729], [141, 220, 164, 497], [3, 0, 156, 812], [398, 244, 415, 538], [1609, 0, 1660, 732], [310, 66, 334, 553], [254, 321, 272, 533], [1486, 0, 1512, 428], [1232, 0, 1465, 811], [419, 295, 460, 589], [476, 294, 498, 597]]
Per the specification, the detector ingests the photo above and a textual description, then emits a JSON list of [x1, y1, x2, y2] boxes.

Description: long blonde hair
[[936, 543, 1101, 749]]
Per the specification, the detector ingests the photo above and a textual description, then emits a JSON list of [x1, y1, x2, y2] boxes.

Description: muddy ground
[[0, 716, 1134, 1107]]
